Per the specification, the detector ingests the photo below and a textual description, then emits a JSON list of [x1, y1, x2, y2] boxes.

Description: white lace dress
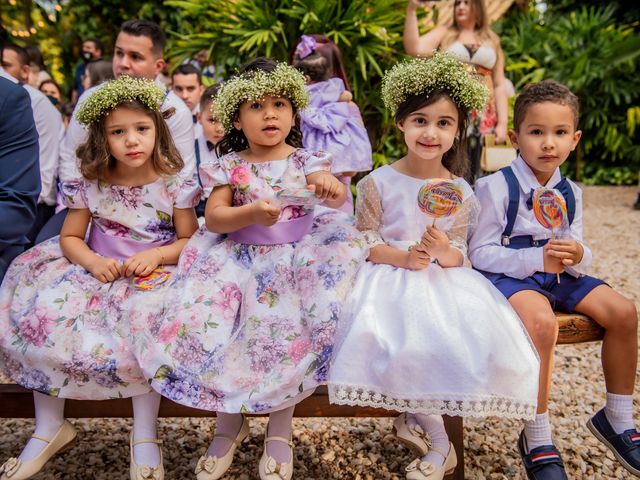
[[328, 165, 539, 419]]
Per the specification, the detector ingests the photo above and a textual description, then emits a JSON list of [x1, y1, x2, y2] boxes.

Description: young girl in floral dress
[[0, 76, 200, 480], [291, 34, 373, 214], [328, 54, 540, 480], [126, 58, 367, 480]]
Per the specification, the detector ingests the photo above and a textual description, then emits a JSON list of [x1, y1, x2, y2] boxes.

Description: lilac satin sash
[[229, 214, 313, 245], [88, 226, 175, 260]]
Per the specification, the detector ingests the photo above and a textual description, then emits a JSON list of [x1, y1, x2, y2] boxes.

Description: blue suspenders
[[499, 166, 576, 248]]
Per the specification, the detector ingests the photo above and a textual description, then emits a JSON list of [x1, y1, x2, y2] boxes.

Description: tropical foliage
[[496, 4, 640, 183], [166, 0, 408, 167]]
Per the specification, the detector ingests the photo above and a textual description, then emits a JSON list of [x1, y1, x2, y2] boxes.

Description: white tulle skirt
[[328, 261, 539, 419]]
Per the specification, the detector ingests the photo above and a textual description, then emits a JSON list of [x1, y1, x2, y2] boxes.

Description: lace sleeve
[[447, 194, 480, 267], [355, 175, 384, 249]]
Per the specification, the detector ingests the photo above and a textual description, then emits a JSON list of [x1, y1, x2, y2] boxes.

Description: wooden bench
[[0, 313, 603, 480]]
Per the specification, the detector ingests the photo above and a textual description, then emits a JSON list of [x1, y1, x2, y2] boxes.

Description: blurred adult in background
[[24, 44, 52, 89], [0, 76, 40, 282], [71, 37, 104, 104], [171, 63, 204, 136], [404, 0, 508, 181], [1, 44, 64, 243], [82, 58, 114, 90], [39, 78, 63, 105]]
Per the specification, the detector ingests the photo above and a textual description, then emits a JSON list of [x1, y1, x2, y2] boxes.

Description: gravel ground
[[1, 185, 638, 479]]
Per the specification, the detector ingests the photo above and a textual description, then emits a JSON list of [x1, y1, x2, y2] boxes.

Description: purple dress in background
[[300, 78, 373, 214]]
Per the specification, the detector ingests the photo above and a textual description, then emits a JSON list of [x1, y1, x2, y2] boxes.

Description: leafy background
[[2, 0, 639, 184]]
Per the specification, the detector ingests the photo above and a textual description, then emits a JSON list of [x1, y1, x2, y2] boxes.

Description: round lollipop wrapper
[[417, 180, 463, 218], [132, 267, 172, 291], [532, 188, 567, 230]]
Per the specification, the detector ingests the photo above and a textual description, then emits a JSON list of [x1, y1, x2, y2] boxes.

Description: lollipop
[[417, 179, 463, 226], [132, 267, 172, 291], [532, 188, 568, 230], [274, 187, 322, 207], [532, 187, 568, 282]]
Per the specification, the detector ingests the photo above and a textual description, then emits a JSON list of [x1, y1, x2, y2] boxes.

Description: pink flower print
[[19, 308, 56, 347], [158, 321, 182, 344], [288, 338, 311, 363], [16, 247, 41, 264], [230, 166, 251, 186], [180, 246, 199, 272], [479, 104, 497, 135], [216, 283, 242, 321], [87, 295, 101, 310], [101, 219, 130, 237]]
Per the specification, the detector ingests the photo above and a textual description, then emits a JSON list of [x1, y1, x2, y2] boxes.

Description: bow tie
[[526, 176, 569, 210], [206, 141, 216, 152], [192, 114, 197, 124]]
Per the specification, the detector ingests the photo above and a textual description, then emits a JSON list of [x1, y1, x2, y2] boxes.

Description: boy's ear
[[570, 129, 582, 151], [507, 129, 519, 149]]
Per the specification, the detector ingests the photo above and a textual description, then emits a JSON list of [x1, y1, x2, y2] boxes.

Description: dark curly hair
[[216, 57, 304, 157], [513, 79, 580, 131], [395, 89, 470, 179], [76, 100, 183, 182]]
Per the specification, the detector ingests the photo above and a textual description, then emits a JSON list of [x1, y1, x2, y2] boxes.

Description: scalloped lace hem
[[328, 384, 537, 420]]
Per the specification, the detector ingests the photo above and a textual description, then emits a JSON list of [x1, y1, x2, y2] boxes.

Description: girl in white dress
[[328, 53, 539, 480]]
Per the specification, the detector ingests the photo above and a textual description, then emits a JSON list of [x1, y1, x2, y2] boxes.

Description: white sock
[[207, 412, 244, 457], [523, 412, 553, 452], [132, 391, 161, 468], [19, 392, 66, 461], [266, 406, 295, 464], [605, 392, 636, 433], [414, 414, 449, 468]]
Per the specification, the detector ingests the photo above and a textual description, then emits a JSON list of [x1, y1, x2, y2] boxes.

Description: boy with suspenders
[[470, 80, 639, 479]]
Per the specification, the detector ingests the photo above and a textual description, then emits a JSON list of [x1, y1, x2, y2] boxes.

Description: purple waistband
[[229, 214, 313, 245], [88, 225, 175, 260]]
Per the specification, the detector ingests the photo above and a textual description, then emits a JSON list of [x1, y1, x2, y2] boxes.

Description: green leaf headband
[[213, 62, 309, 133], [381, 52, 489, 116], [75, 76, 166, 126]]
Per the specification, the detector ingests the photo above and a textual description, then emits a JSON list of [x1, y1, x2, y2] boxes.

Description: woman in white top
[[404, 0, 508, 179]]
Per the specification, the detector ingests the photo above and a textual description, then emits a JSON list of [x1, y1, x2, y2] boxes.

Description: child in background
[[328, 53, 539, 480], [292, 34, 373, 214], [470, 80, 639, 479], [194, 84, 225, 218], [0, 76, 200, 480], [127, 58, 367, 480]]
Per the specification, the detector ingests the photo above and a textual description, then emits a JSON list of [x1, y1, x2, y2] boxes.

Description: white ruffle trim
[[328, 384, 537, 420]]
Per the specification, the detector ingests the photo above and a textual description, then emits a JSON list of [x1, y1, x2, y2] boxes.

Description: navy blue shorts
[[478, 270, 606, 312]]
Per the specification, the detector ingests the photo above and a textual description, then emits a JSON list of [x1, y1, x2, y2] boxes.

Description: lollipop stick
[[432, 219, 436, 228], [552, 229, 561, 284]]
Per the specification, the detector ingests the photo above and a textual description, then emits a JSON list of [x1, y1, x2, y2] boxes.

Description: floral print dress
[[0, 176, 200, 400], [127, 149, 367, 413]]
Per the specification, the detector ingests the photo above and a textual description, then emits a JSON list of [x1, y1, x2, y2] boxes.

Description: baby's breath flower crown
[[214, 62, 309, 133], [75, 76, 166, 126], [382, 52, 489, 116]]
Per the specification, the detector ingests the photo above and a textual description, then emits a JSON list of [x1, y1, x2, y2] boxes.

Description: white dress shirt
[[59, 86, 196, 184], [0, 69, 64, 207], [195, 133, 219, 201], [469, 155, 592, 279]]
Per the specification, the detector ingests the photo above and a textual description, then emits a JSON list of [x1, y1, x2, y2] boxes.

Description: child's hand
[[542, 243, 565, 274], [251, 199, 281, 226], [88, 257, 122, 283], [123, 248, 163, 277], [546, 239, 584, 267], [419, 226, 450, 260], [338, 91, 353, 103], [405, 244, 431, 270], [309, 174, 343, 201]]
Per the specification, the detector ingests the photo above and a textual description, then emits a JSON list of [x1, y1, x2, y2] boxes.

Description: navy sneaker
[[517, 431, 568, 480], [587, 408, 640, 476]]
